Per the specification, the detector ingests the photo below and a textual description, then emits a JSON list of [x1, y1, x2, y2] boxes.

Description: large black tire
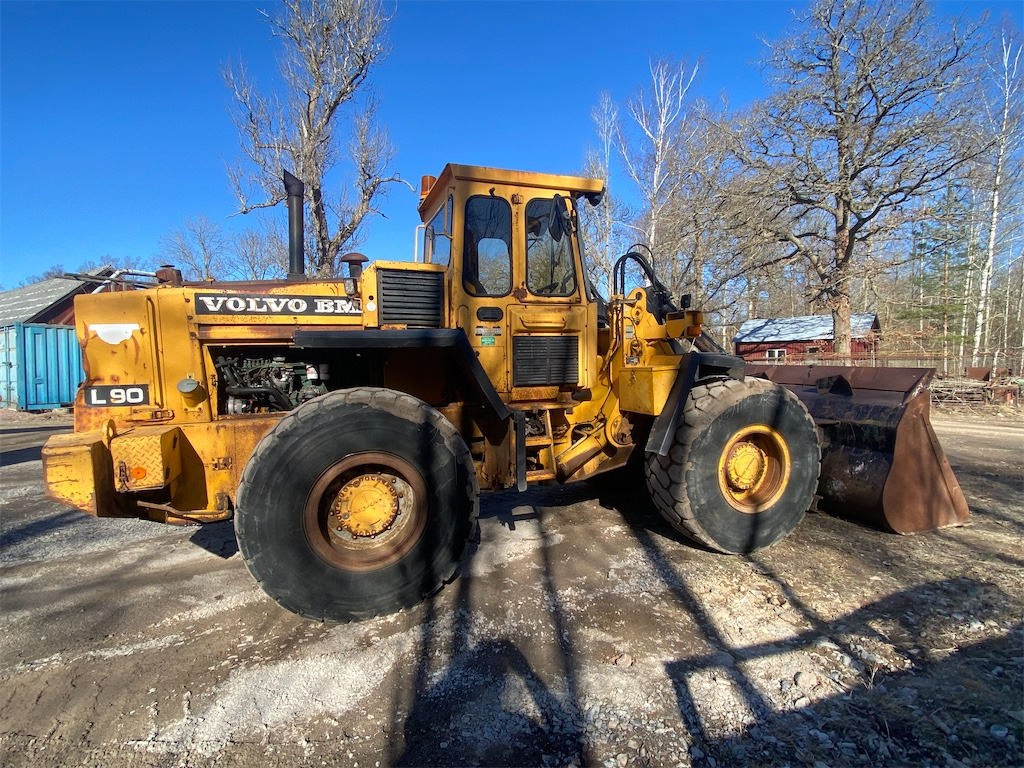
[[645, 377, 820, 553], [235, 387, 478, 622]]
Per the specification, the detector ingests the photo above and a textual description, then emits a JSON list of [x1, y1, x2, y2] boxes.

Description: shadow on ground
[[386, 479, 1022, 767], [190, 520, 239, 558]]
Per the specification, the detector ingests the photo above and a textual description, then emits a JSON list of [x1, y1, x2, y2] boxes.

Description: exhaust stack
[[283, 169, 305, 280]]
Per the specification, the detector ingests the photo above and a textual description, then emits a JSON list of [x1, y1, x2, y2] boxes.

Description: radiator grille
[[378, 270, 444, 328], [513, 336, 579, 387]]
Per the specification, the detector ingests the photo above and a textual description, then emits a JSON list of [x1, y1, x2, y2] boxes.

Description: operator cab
[[417, 164, 606, 402]]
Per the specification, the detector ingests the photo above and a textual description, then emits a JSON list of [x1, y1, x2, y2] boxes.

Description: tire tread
[[645, 377, 819, 552], [235, 387, 478, 622]]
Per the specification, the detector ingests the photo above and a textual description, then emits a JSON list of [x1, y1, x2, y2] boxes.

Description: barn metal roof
[[733, 313, 878, 343], [0, 267, 116, 327], [0, 277, 88, 327]]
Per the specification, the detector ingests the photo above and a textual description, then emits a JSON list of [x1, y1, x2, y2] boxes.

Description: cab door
[[452, 183, 516, 394], [505, 194, 595, 402], [454, 187, 596, 400]]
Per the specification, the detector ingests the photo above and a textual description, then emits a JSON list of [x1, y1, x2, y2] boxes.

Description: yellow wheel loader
[[42, 164, 968, 622]]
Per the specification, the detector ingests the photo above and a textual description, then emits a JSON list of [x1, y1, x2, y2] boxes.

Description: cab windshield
[[525, 196, 577, 297]]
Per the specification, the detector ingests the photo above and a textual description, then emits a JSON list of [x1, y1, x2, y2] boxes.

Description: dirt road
[[1, 409, 1021, 767]]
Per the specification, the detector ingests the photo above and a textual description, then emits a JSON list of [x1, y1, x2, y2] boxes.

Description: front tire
[[645, 377, 820, 553], [235, 388, 478, 622]]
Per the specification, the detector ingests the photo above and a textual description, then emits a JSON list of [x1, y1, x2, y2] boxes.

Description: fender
[[294, 328, 527, 491], [644, 352, 746, 457]]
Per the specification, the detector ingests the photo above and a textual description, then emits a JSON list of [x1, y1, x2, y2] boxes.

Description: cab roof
[[418, 163, 605, 218]]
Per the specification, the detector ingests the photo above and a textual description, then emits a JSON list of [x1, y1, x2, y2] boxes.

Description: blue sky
[[1, 0, 1019, 288]]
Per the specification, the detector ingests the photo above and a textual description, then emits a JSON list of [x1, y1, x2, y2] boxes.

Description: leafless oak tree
[[231, 220, 289, 281], [158, 215, 288, 282], [734, 0, 984, 360], [224, 0, 402, 277]]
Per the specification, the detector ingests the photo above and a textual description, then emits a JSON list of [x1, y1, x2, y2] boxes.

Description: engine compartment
[[213, 352, 329, 414]]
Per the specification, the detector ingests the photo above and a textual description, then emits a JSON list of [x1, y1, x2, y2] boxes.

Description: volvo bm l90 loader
[[42, 164, 969, 621]]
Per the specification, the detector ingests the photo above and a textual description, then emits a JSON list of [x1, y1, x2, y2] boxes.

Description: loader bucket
[[747, 365, 970, 534]]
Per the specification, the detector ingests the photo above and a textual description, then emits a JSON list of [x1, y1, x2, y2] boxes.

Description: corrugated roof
[[733, 313, 878, 343], [0, 277, 88, 326], [0, 266, 116, 327]]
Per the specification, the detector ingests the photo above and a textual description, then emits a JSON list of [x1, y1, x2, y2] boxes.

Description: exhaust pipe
[[283, 169, 305, 280]]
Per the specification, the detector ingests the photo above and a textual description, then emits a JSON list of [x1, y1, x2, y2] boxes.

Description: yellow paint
[[616, 364, 678, 415], [110, 426, 183, 492], [665, 310, 704, 339], [331, 474, 400, 538], [43, 432, 116, 516], [45, 163, 716, 517]]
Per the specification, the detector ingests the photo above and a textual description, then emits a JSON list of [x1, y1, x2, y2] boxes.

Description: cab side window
[[424, 196, 452, 266], [463, 196, 512, 296]]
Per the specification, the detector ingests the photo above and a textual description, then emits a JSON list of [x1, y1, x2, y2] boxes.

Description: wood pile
[[930, 377, 1021, 407]]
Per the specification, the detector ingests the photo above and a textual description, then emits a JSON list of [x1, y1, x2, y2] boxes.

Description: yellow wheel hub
[[724, 442, 768, 491], [330, 474, 400, 538], [717, 425, 791, 513]]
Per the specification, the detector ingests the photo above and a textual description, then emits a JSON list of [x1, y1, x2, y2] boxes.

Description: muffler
[[748, 365, 970, 534], [284, 169, 305, 280]]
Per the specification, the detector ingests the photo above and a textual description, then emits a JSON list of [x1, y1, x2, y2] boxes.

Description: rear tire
[[235, 388, 478, 622], [645, 377, 820, 553]]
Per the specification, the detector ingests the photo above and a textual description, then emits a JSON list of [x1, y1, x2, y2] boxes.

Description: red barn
[[733, 313, 880, 363]]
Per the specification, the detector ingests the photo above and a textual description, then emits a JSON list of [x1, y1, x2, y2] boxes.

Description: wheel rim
[[717, 425, 791, 513], [303, 451, 428, 573]]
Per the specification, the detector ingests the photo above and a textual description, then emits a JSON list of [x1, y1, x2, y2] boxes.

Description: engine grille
[[513, 335, 579, 387], [377, 270, 444, 328]]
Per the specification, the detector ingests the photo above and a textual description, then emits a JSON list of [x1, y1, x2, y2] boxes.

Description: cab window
[[424, 196, 452, 266], [463, 195, 512, 296], [526, 196, 577, 296]]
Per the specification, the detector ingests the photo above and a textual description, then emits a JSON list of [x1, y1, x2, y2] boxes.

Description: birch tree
[[616, 59, 699, 270], [224, 0, 402, 277], [970, 28, 1022, 365], [580, 92, 631, 297]]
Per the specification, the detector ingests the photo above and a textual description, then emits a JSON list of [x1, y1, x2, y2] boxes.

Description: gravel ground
[[0, 406, 1021, 767]]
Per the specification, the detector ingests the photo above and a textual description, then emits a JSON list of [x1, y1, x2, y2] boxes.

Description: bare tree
[[224, 0, 402, 277], [616, 58, 699, 269], [733, 0, 983, 361], [231, 219, 289, 280], [657, 103, 756, 313], [970, 27, 1022, 364], [159, 215, 231, 281], [580, 92, 631, 297]]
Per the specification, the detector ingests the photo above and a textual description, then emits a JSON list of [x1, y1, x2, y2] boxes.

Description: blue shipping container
[[0, 323, 85, 411]]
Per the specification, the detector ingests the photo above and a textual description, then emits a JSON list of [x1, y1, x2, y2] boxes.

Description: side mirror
[[547, 194, 566, 241], [680, 293, 692, 310]]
